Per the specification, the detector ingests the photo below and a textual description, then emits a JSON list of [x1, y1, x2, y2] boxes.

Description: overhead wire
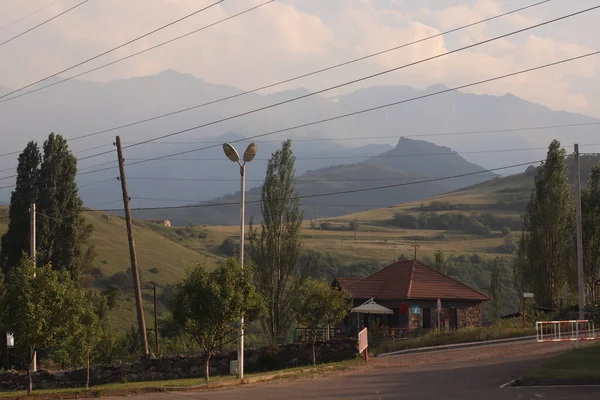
[[2, 56, 600, 187], [119, 122, 600, 145], [90, 51, 600, 171], [93, 159, 544, 212], [0, 0, 224, 101], [0, 0, 61, 33], [86, 5, 600, 159], [0, 0, 89, 48], [6, 0, 550, 145], [0, 0, 274, 107]]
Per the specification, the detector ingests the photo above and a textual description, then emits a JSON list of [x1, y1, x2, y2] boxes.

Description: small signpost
[[437, 298, 442, 330], [522, 293, 534, 328], [6, 332, 14, 370], [6, 333, 14, 349]]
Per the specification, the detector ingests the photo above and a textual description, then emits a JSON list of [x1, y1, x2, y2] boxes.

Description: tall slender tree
[[490, 258, 502, 321], [434, 249, 447, 274], [582, 162, 600, 299], [249, 140, 306, 344], [36, 133, 93, 279], [0, 142, 41, 274], [513, 140, 575, 308]]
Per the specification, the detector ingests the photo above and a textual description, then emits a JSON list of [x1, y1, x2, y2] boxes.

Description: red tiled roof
[[334, 261, 490, 302]]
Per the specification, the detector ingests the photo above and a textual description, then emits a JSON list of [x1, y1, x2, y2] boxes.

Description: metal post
[[575, 144, 585, 320], [116, 136, 149, 357], [522, 297, 526, 329], [153, 283, 159, 356], [238, 163, 245, 381], [29, 203, 36, 373]]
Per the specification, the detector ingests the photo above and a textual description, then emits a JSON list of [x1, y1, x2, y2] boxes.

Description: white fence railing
[[536, 320, 597, 343], [358, 327, 368, 360]]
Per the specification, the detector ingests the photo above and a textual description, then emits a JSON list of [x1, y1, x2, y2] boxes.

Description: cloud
[[0, 0, 598, 117]]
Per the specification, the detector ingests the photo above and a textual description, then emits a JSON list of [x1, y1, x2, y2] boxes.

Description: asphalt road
[[106, 340, 600, 400]]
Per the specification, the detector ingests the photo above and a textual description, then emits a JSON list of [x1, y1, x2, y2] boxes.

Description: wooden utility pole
[[115, 136, 149, 357], [29, 203, 36, 372], [353, 216, 357, 240], [410, 244, 420, 261], [575, 144, 585, 320]]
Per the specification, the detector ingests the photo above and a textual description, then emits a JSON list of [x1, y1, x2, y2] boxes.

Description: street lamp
[[222, 142, 257, 381]]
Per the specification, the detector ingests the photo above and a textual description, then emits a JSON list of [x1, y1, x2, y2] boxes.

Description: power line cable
[[0, 0, 224, 101], [94, 159, 543, 212], [0, 0, 61, 32], [125, 144, 596, 162], [79, 5, 598, 160], [0, 0, 274, 107], [0, 0, 89, 48], [2, 54, 599, 187], [119, 122, 600, 145], [94, 51, 600, 171], [7, 0, 549, 145]]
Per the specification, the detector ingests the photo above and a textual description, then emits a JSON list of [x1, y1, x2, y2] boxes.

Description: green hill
[[0, 208, 220, 331]]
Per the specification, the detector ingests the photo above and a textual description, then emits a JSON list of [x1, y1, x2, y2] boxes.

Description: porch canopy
[[351, 298, 393, 315]]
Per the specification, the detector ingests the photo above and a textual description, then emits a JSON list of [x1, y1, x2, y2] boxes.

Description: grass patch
[[0, 359, 362, 399], [374, 320, 535, 355], [525, 343, 600, 380]]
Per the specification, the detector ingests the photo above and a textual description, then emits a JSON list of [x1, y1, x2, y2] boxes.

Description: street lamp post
[[222, 142, 257, 381]]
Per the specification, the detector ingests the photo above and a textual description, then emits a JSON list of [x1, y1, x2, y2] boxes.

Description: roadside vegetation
[[373, 319, 536, 355]]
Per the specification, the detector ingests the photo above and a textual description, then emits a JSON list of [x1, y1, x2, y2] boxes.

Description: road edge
[[376, 335, 537, 358]]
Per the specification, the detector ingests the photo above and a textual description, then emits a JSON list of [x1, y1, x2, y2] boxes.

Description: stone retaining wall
[[0, 338, 358, 391]]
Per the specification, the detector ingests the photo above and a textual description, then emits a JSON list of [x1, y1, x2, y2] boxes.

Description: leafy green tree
[[489, 258, 502, 321], [514, 140, 575, 308], [249, 140, 307, 344], [170, 259, 263, 381], [1, 258, 81, 394], [293, 279, 351, 364], [77, 298, 101, 389], [0, 141, 41, 274], [582, 163, 600, 299], [36, 133, 94, 279], [434, 249, 447, 274]]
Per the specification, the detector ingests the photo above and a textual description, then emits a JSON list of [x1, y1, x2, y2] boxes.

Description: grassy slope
[[0, 208, 219, 331], [204, 172, 534, 263]]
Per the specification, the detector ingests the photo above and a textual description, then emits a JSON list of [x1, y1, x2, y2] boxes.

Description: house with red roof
[[332, 260, 490, 336]]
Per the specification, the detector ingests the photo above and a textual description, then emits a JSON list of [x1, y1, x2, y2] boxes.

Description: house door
[[450, 308, 458, 330], [422, 308, 432, 329]]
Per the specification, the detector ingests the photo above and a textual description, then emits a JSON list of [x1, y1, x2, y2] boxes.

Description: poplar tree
[[513, 140, 575, 308], [249, 139, 306, 344], [582, 163, 600, 298], [0, 142, 41, 273], [36, 133, 93, 279], [0, 134, 93, 279]]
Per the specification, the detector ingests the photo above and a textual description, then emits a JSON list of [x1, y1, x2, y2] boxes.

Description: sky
[[0, 0, 599, 117]]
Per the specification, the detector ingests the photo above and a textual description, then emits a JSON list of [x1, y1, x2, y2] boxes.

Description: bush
[[108, 270, 133, 291], [319, 222, 332, 230], [219, 238, 238, 256], [584, 301, 600, 324], [149, 267, 159, 274]]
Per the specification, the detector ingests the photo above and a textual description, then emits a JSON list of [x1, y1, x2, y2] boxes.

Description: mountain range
[[0, 70, 598, 223]]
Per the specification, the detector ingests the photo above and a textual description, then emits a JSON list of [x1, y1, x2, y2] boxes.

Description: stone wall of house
[[458, 303, 482, 328], [0, 338, 359, 392]]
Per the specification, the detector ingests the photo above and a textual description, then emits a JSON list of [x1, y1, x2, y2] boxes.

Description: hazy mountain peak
[[395, 137, 453, 154], [425, 84, 450, 93]]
